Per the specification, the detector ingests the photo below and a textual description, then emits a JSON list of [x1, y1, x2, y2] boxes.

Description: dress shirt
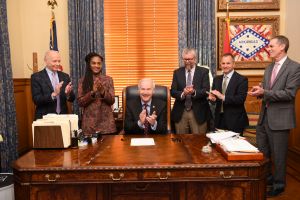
[[181, 65, 197, 99], [222, 70, 234, 101]]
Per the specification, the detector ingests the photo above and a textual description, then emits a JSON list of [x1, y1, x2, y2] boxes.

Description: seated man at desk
[[124, 78, 167, 134]]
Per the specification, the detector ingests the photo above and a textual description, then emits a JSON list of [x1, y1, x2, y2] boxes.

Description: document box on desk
[[33, 126, 71, 148], [216, 144, 263, 161]]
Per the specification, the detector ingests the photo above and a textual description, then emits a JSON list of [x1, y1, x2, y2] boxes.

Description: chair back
[[122, 85, 171, 132]]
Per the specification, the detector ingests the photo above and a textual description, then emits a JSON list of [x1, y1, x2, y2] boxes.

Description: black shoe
[[267, 188, 285, 197]]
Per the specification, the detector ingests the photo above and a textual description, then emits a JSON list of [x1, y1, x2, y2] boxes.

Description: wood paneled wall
[[14, 79, 34, 154], [245, 75, 263, 113], [287, 90, 300, 180]]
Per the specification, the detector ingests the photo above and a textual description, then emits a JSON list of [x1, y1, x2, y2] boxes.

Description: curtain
[[178, 0, 216, 75], [68, 0, 105, 116], [0, 0, 18, 172]]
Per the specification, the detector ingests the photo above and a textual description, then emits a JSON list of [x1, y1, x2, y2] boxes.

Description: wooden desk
[[13, 134, 267, 200]]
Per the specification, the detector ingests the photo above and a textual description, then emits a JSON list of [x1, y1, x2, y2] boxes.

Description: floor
[[268, 173, 300, 200]]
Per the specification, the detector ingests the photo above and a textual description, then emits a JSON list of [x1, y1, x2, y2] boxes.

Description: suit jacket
[[31, 68, 75, 120], [124, 98, 167, 134], [171, 66, 210, 124], [212, 71, 249, 132], [258, 57, 300, 130]]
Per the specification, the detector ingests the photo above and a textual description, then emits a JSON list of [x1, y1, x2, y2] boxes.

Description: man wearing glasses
[[171, 48, 210, 134]]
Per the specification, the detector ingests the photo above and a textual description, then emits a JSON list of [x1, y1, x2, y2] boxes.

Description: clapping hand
[[139, 109, 147, 124], [183, 85, 195, 96], [65, 82, 73, 95], [53, 81, 64, 96], [211, 90, 225, 100], [207, 92, 216, 101], [146, 111, 157, 126], [248, 83, 264, 97]]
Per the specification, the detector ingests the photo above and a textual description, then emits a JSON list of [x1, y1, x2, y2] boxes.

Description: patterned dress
[[78, 74, 116, 135]]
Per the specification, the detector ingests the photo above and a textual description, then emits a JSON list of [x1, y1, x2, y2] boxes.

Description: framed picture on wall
[[218, 0, 280, 11], [218, 16, 279, 69]]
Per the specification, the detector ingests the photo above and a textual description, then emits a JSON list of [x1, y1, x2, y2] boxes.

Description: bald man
[[31, 50, 75, 119]]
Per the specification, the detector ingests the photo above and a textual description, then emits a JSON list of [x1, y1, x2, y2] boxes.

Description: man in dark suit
[[31, 50, 75, 120], [124, 78, 167, 134], [208, 53, 248, 134], [249, 35, 300, 197], [171, 48, 210, 134]]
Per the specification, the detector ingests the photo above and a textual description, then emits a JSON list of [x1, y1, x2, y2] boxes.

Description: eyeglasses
[[183, 58, 195, 61]]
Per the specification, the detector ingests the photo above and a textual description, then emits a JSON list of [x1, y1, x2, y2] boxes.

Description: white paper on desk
[[219, 138, 259, 153], [130, 138, 155, 146], [206, 131, 239, 143]]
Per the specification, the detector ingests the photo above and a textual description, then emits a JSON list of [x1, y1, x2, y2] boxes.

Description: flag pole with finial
[[223, 0, 231, 54]]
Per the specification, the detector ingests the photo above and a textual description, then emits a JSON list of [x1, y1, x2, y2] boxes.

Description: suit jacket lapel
[[179, 67, 186, 86], [57, 71, 63, 82], [150, 99, 160, 116], [271, 58, 289, 89], [225, 72, 236, 95], [43, 69, 55, 91]]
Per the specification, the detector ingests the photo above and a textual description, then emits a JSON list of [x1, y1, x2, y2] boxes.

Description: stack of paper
[[206, 131, 239, 143], [219, 138, 259, 153], [43, 114, 79, 132]]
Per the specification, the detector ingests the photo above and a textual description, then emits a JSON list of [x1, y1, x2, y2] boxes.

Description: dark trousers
[[256, 110, 289, 190]]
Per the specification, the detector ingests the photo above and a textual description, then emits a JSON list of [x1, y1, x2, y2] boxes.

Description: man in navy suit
[[208, 53, 248, 134], [31, 50, 75, 119], [171, 48, 210, 134], [124, 78, 167, 134], [249, 35, 300, 197]]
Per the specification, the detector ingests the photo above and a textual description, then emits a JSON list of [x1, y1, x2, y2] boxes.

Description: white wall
[[7, 0, 69, 78], [286, 0, 300, 63]]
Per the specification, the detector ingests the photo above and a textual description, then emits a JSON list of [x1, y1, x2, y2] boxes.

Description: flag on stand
[[223, 2, 231, 54], [50, 11, 63, 71], [50, 11, 58, 51]]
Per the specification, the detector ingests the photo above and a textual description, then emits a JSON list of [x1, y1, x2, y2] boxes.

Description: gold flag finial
[[47, 0, 58, 10]]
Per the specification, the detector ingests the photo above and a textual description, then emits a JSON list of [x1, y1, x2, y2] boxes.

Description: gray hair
[[182, 48, 197, 62]]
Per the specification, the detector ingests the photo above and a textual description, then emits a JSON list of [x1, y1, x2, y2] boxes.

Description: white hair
[[138, 78, 155, 89]]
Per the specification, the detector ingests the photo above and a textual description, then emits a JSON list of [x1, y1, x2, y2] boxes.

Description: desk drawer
[[30, 171, 138, 183], [143, 169, 249, 181]]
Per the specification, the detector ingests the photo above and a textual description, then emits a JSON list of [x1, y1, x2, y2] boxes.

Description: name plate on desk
[[33, 126, 71, 148]]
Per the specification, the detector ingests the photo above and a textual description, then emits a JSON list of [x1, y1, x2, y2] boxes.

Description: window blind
[[104, 0, 178, 106]]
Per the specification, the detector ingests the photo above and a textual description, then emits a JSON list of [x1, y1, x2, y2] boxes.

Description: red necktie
[[143, 104, 150, 134]]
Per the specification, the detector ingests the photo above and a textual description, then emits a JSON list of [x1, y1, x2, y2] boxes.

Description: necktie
[[51, 72, 61, 114], [185, 70, 192, 111], [270, 62, 280, 88], [143, 104, 150, 134], [221, 75, 228, 112]]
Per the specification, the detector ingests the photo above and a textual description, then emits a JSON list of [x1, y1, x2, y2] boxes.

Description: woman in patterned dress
[[78, 52, 116, 135]]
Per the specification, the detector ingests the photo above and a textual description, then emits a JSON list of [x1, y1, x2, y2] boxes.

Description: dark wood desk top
[[13, 134, 266, 172]]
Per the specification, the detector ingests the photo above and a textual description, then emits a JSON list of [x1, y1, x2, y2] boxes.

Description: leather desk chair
[[122, 85, 171, 133]]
